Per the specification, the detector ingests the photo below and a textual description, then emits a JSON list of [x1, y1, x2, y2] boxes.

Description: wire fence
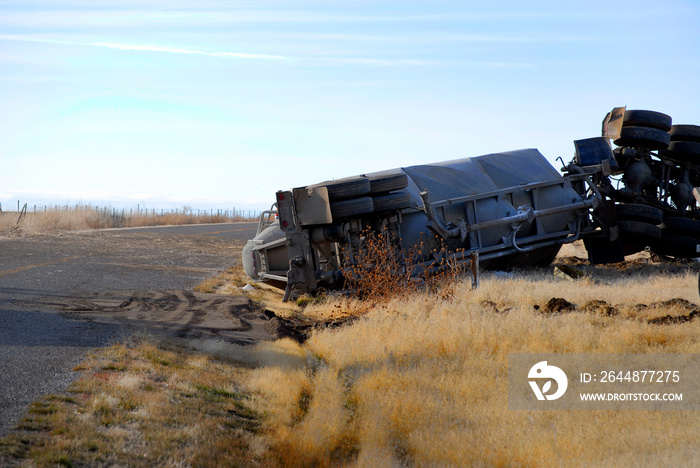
[[0, 202, 262, 220], [0, 202, 265, 234]]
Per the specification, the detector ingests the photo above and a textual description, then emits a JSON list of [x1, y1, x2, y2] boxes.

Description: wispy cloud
[[90, 41, 287, 59], [0, 33, 535, 68], [0, 34, 288, 60], [316, 57, 536, 68]]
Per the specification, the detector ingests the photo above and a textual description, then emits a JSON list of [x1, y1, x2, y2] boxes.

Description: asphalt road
[[0, 222, 257, 437]]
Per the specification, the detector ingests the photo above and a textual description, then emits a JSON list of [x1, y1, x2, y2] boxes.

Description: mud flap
[[584, 234, 625, 264], [283, 256, 306, 302], [584, 200, 624, 264]]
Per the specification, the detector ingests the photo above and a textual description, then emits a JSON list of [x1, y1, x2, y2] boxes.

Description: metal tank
[[243, 148, 600, 300]]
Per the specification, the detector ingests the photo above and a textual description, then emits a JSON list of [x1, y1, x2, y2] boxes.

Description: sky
[[2, 0, 699, 212]]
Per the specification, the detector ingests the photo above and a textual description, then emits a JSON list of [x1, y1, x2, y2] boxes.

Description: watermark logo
[[509, 353, 698, 410], [528, 361, 568, 401]]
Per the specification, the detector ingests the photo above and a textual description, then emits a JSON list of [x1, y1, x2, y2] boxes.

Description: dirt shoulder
[[0, 225, 261, 438]]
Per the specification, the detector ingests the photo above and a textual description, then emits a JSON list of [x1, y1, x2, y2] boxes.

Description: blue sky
[[2, 0, 699, 211]]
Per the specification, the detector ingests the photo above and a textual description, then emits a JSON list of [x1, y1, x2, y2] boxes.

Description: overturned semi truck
[[243, 108, 700, 300]]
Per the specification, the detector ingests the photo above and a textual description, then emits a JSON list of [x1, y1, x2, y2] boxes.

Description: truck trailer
[[243, 108, 700, 300]]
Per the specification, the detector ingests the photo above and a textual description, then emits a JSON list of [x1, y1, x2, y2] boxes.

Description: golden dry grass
[[3, 243, 700, 466], [244, 246, 700, 467], [0, 205, 253, 236]]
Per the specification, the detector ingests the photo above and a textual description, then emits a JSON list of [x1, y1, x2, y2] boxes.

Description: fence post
[[470, 250, 479, 290], [17, 203, 27, 224]]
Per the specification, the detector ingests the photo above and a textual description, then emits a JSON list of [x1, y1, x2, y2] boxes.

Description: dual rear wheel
[[614, 110, 672, 151]]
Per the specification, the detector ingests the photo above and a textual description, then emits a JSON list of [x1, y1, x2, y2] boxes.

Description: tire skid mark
[[43, 290, 293, 344]]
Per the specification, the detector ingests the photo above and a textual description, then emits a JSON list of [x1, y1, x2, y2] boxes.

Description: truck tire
[[668, 141, 700, 157], [623, 110, 672, 131], [372, 192, 413, 212], [652, 235, 700, 258], [669, 124, 700, 142], [614, 126, 670, 150], [368, 173, 409, 194], [619, 220, 661, 256], [618, 220, 662, 239], [663, 217, 700, 236], [615, 203, 663, 224], [308, 177, 371, 200], [330, 197, 374, 219]]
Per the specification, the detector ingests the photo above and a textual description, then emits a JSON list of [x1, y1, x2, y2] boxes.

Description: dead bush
[[340, 228, 468, 308]]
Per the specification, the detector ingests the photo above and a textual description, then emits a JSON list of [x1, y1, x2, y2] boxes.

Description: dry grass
[[3, 242, 700, 466], [193, 266, 247, 294], [244, 244, 700, 467], [0, 206, 254, 236], [0, 334, 261, 467]]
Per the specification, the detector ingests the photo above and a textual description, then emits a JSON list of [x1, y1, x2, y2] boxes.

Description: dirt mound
[[647, 309, 700, 325], [531, 295, 699, 324], [581, 300, 618, 316], [649, 298, 697, 310], [47, 290, 305, 345], [537, 297, 576, 314], [647, 310, 700, 325], [638, 298, 700, 325]]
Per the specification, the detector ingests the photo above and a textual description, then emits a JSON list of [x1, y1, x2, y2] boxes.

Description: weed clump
[[340, 227, 468, 308]]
